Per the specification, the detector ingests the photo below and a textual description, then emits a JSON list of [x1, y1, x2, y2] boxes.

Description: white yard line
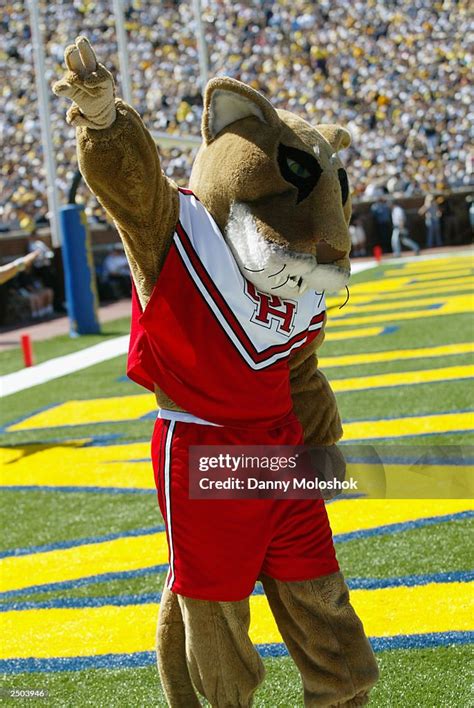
[[1, 336, 130, 398], [351, 262, 377, 274]]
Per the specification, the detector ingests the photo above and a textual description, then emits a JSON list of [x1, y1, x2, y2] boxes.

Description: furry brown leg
[[156, 585, 201, 707], [177, 594, 266, 708], [260, 572, 379, 707]]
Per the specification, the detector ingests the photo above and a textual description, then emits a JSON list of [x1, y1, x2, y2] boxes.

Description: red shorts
[[152, 415, 339, 601]]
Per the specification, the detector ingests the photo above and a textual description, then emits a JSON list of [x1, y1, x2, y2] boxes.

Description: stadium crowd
[[1, 0, 472, 231]]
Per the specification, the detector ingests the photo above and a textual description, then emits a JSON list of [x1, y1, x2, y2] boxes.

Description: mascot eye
[[277, 144, 322, 203], [338, 168, 349, 205], [287, 158, 311, 179]]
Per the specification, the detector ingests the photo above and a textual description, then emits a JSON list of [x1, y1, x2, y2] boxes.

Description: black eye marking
[[277, 144, 322, 203], [338, 168, 349, 205]]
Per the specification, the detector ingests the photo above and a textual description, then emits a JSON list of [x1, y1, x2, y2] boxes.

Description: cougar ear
[[202, 77, 280, 144], [315, 124, 352, 152]]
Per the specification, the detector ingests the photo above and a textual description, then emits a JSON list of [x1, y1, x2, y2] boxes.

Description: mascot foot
[[261, 572, 379, 707], [329, 689, 371, 706]]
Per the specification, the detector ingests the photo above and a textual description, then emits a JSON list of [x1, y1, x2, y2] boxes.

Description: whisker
[[271, 275, 290, 290], [268, 264, 287, 278], [339, 286, 350, 309]]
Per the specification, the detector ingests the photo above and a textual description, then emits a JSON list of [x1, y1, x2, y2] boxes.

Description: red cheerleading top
[[127, 189, 326, 428]]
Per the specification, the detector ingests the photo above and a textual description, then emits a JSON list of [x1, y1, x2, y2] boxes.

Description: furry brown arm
[[77, 99, 179, 308], [289, 328, 342, 446], [53, 37, 178, 308]]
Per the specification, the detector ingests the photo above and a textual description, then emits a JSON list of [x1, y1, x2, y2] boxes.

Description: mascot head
[[189, 77, 352, 298]]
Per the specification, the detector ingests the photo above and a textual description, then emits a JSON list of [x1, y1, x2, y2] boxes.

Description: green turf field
[[0, 253, 473, 706]]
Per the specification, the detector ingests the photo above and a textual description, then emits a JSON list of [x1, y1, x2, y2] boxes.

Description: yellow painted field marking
[[1, 581, 472, 658], [385, 256, 473, 272], [1, 500, 470, 594], [329, 292, 471, 316], [2, 436, 472, 498], [7, 394, 157, 432], [18, 360, 472, 433], [0, 440, 88, 468], [383, 268, 472, 282], [326, 282, 473, 309], [250, 581, 474, 644], [324, 327, 387, 341], [329, 294, 473, 327], [384, 263, 474, 277], [0, 442, 154, 489], [0, 532, 169, 594], [320, 342, 473, 368], [330, 364, 473, 393], [343, 411, 474, 440], [327, 499, 472, 536], [347, 464, 474, 499], [348, 275, 471, 295]]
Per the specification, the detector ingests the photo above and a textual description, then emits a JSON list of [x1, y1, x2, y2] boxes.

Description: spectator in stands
[[467, 195, 474, 232], [101, 245, 131, 297], [370, 196, 392, 253], [419, 194, 443, 248], [1, 1, 472, 228], [26, 231, 53, 268], [439, 196, 457, 245], [391, 200, 420, 257], [349, 216, 367, 258], [14, 268, 54, 319]]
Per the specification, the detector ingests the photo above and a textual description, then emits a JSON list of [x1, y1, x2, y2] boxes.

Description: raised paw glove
[[52, 36, 116, 130]]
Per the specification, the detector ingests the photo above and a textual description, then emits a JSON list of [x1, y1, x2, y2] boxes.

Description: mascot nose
[[316, 241, 347, 264]]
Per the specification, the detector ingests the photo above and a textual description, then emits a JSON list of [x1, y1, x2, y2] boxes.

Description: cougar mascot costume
[[54, 37, 379, 707]]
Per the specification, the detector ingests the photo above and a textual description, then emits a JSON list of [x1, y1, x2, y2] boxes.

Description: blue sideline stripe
[[333, 510, 474, 543], [341, 430, 473, 443], [0, 593, 162, 612], [0, 525, 165, 559], [85, 436, 149, 447], [325, 492, 366, 504], [0, 403, 59, 434], [4, 418, 147, 432], [342, 407, 474, 424], [347, 570, 474, 590], [0, 485, 155, 495], [1, 570, 470, 612], [369, 631, 474, 652], [0, 633, 472, 674], [0, 433, 122, 448], [0, 566, 168, 601]]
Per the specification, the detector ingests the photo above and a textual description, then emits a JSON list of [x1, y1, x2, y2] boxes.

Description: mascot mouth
[[225, 202, 350, 298]]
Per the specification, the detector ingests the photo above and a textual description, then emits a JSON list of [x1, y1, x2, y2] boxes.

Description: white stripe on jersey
[[174, 232, 319, 369], [176, 191, 325, 368]]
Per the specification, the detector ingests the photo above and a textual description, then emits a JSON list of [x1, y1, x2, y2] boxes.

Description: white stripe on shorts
[[164, 420, 176, 590]]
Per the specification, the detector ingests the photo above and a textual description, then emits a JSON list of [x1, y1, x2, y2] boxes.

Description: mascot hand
[[52, 36, 116, 129]]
